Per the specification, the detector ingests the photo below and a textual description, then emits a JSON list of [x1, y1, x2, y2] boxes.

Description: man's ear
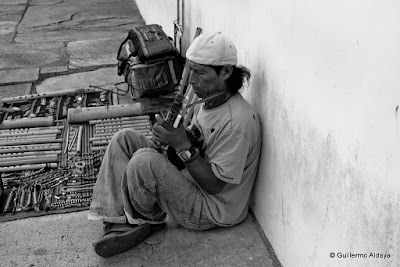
[[221, 65, 233, 80]]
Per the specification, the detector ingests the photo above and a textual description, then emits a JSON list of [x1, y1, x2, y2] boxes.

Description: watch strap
[[177, 146, 198, 163]]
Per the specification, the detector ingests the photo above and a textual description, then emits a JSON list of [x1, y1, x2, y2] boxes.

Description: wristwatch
[[177, 146, 198, 163]]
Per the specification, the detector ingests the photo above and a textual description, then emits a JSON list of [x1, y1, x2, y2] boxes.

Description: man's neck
[[204, 91, 233, 109]]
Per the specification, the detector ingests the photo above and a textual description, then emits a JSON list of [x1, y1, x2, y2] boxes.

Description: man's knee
[[129, 148, 166, 170], [112, 128, 137, 141]]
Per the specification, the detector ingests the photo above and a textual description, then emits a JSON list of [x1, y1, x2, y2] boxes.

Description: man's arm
[[178, 149, 226, 195], [151, 114, 226, 195]]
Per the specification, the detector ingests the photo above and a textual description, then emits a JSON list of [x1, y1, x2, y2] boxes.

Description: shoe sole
[[93, 224, 152, 258]]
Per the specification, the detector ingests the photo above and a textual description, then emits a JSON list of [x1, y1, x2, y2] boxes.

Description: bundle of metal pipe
[[0, 124, 63, 171], [90, 115, 152, 152], [0, 88, 104, 103]]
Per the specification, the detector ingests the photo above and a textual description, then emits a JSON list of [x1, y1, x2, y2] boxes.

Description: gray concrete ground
[[0, 211, 276, 267], [0, 0, 280, 266]]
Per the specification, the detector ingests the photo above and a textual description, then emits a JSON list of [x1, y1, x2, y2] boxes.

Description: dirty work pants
[[88, 128, 217, 230]]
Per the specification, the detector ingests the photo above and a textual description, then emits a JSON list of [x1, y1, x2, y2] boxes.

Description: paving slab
[[15, 0, 144, 43], [0, 21, 16, 35], [15, 26, 142, 44], [0, 211, 273, 267], [30, 0, 63, 5], [0, 83, 31, 99], [0, 42, 67, 70], [0, 0, 28, 4], [0, 36, 14, 43], [67, 37, 125, 69], [18, 0, 143, 31], [0, 14, 22, 22], [40, 66, 69, 75], [0, 4, 26, 11], [0, 68, 39, 84], [0, 28, 14, 43], [35, 67, 124, 94], [0, 5, 24, 23]]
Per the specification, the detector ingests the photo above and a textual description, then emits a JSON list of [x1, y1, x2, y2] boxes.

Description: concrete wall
[[134, 0, 400, 266]]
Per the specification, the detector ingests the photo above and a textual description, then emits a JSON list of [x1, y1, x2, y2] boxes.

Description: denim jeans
[[88, 128, 217, 231]]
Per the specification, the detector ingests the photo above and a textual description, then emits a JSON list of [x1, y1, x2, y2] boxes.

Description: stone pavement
[[0, 0, 143, 97], [0, 0, 280, 266]]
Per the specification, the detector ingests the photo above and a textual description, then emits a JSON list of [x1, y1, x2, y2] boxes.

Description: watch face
[[179, 151, 191, 160], [180, 153, 190, 160]]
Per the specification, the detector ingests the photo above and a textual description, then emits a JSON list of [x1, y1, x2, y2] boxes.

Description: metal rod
[[3, 187, 17, 213], [0, 138, 62, 147], [92, 140, 111, 146], [0, 155, 59, 167], [184, 94, 199, 128], [91, 146, 109, 151], [94, 121, 150, 128], [93, 121, 150, 128], [91, 133, 148, 140], [0, 151, 60, 159], [89, 136, 113, 142], [63, 124, 70, 154], [76, 125, 83, 154], [89, 115, 150, 125], [93, 131, 149, 137], [0, 130, 61, 138], [95, 125, 151, 133], [0, 163, 58, 173], [0, 125, 63, 134], [0, 88, 104, 103], [0, 134, 58, 142], [0, 144, 61, 154]]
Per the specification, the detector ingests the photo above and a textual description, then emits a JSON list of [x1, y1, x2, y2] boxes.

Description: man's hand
[[151, 114, 191, 152], [152, 114, 226, 195]]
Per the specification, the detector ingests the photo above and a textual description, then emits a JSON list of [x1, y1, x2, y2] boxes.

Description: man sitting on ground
[[88, 31, 262, 258]]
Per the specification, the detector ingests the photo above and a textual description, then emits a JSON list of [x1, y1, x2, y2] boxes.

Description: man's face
[[188, 62, 225, 98]]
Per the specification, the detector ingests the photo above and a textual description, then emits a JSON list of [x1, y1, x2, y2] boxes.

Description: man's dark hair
[[211, 65, 251, 94]]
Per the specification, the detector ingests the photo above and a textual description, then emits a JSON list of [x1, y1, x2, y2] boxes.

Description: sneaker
[[93, 223, 153, 258]]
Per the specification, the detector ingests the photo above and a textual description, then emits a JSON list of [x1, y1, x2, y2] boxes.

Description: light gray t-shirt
[[191, 93, 261, 226]]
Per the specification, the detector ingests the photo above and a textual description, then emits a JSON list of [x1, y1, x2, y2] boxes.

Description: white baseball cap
[[186, 32, 237, 66]]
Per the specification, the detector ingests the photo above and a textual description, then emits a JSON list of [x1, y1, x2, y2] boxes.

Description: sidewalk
[[0, 0, 143, 97], [0, 0, 279, 266], [0, 210, 277, 267]]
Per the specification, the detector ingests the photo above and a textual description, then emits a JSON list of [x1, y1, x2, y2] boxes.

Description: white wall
[[134, 0, 400, 266]]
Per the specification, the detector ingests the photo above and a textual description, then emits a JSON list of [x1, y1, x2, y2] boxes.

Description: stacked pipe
[[89, 115, 152, 152], [0, 125, 62, 172]]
